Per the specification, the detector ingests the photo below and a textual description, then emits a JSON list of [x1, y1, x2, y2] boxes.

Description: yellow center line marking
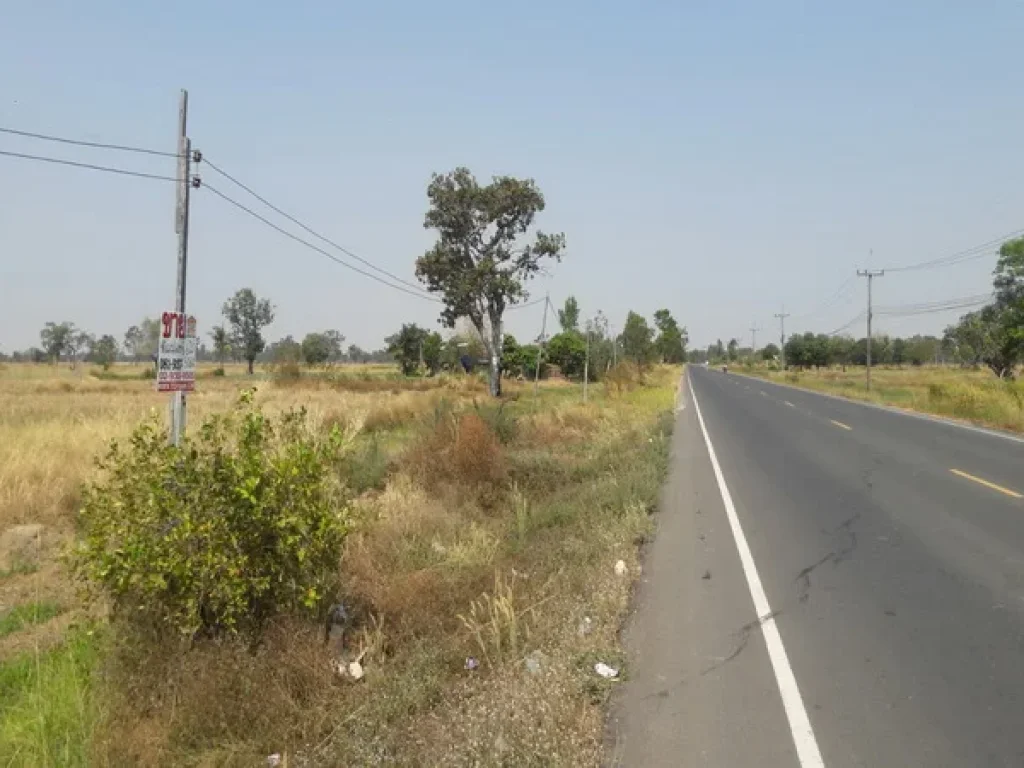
[[949, 469, 1023, 499], [784, 401, 795, 408], [830, 419, 852, 431]]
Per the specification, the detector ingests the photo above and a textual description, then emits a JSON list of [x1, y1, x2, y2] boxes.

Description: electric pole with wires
[[857, 269, 884, 391], [749, 323, 760, 362], [533, 292, 550, 399], [170, 89, 194, 446]]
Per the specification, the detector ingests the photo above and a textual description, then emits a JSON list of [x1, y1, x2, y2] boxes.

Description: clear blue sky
[[2, 1, 1023, 352]]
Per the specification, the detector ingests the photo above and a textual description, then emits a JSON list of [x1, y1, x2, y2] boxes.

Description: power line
[[0, 148, 178, 182], [827, 311, 868, 337], [875, 293, 993, 316], [201, 157, 427, 295], [883, 228, 1024, 273], [791, 274, 858, 320], [507, 296, 547, 312], [0, 125, 179, 158], [201, 183, 441, 302]]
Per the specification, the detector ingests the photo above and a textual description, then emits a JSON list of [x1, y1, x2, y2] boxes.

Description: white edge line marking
[[733, 372, 1024, 446], [688, 371, 826, 767], [785, 401, 795, 408]]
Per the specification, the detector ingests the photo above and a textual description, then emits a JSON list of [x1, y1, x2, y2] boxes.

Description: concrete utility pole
[[773, 308, 790, 368], [857, 269, 885, 391], [533, 292, 550, 398], [583, 324, 591, 403], [171, 89, 192, 446], [749, 323, 761, 361]]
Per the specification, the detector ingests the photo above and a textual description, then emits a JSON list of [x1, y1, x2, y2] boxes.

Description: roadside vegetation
[[745, 364, 1024, 433], [0, 357, 679, 766]]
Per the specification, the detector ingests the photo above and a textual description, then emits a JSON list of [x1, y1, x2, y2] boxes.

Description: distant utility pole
[[171, 89, 193, 446], [749, 323, 761, 361], [857, 269, 885, 391], [533, 292, 550, 398], [773, 308, 790, 368], [583, 324, 591, 403]]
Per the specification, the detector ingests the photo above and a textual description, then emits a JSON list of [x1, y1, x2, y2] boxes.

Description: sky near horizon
[[2, 1, 1023, 353]]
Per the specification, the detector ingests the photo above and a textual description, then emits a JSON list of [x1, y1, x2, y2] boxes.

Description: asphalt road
[[610, 366, 1024, 767]]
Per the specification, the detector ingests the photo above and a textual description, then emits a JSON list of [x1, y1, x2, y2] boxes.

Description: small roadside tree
[[422, 332, 443, 375], [415, 167, 566, 396], [301, 332, 333, 366], [223, 289, 275, 374], [386, 324, 429, 376], [210, 325, 231, 365], [558, 296, 580, 333], [92, 335, 119, 370], [620, 311, 655, 368], [547, 331, 587, 378], [653, 309, 687, 363]]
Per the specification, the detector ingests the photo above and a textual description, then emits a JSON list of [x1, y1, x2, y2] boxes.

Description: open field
[[0, 361, 678, 766], [745, 364, 1024, 433]]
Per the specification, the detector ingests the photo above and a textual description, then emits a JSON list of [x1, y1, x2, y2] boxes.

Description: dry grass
[[0, 361, 680, 766], [751, 365, 1024, 433]]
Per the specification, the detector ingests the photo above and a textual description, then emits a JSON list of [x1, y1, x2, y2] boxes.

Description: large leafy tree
[[223, 289, 275, 374], [386, 323, 429, 376], [40, 321, 75, 363], [415, 167, 566, 396], [620, 311, 655, 368], [558, 296, 580, 333], [652, 309, 687, 363]]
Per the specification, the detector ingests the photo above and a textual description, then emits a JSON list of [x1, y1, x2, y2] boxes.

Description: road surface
[[610, 366, 1024, 767]]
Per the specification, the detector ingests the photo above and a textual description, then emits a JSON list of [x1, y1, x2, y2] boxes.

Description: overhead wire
[[827, 311, 866, 336], [0, 125, 180, 158], [0, 149, 178, 182], [201, 157, 429, 295], [202, 183, 442, 303], [882, 228, 1024, 273]]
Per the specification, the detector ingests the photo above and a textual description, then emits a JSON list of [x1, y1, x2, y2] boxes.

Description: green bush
[[212, 366, 226, 377], [72, 390, 349, 637]]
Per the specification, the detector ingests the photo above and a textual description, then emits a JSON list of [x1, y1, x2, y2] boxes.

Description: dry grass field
[[0, 361, 679, 766], [747, 365, 1024, 433]]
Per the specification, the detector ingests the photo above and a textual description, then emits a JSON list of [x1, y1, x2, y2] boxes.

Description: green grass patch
[[0, 627, 102, 767], [0, 602, 64, 638]]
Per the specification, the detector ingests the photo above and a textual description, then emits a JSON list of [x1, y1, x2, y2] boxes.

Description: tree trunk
[[247, 357, 255, 375]]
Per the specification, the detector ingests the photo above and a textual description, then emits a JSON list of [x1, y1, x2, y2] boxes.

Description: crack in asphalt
[[699, 609, 782, 678], [640, 609, 784, 702], [798, 509, 862, 602]]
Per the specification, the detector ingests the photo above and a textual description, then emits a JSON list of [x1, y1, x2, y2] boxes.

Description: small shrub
[[72, 390, 349, 637], [472, 399, 518, 444], [407, 408, 506, 489], [928, 382, 950, 402], [139, 367, 156, 380], [211, 366, 226, 377], [605, 362, 640, 395], [339, 437, 390, 493], [271, 360, 303, 383]]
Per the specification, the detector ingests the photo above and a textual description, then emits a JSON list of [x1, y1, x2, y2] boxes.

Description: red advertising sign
[[156, 311, 197, 393]]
